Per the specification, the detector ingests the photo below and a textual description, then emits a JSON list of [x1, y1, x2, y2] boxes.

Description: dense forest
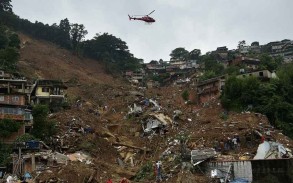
[[0, 0, 141, 74]]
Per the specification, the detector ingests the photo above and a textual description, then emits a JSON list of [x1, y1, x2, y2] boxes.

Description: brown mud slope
[[15, 33, 293, 183], [17, 32, 129, 101]]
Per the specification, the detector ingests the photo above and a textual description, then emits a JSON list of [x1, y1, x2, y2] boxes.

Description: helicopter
[[128, 10, 156, 23]]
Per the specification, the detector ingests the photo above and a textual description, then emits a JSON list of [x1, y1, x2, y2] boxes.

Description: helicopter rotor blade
[[148, 10, 155, 16]]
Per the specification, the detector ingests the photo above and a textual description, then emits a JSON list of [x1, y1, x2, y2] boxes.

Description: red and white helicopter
[[128, 10, 156, 23]]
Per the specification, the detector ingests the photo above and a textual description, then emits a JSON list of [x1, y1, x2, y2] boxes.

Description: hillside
[[14, 33, 293, 183]]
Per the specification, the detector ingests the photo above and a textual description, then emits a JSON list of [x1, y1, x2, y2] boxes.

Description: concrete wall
[[0, 95, 26, 106], [36, 87, 50, 96], [251, 159, 293, 183], [207, 160, 253, 182], [206, 159, 293, 182]]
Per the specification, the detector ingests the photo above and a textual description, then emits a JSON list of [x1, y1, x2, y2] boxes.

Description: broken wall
[[207, 160, 253, 182]]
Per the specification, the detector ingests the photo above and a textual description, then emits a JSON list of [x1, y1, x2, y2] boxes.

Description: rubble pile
[[2, 76, 293, 182]]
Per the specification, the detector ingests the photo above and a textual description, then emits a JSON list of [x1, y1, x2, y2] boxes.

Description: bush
[[32, 105, 56, 140], [181, 90, 189, 101], [15, 133, 37, 143], [0, 142, 12, 166], [0, 119, 21, 138], [134, 161, 154, 181]]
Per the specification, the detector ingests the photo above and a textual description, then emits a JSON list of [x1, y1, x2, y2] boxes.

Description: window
[[12, 96, 19, 102], [0, 96, 4, 101], [42, 87, 49, 92], [259, 72, 263, 76]]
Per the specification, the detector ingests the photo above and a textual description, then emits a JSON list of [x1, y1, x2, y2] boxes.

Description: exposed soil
[[16, 33, 293, 183]]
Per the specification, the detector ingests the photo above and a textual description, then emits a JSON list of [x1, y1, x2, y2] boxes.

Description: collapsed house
[[254, 141, 292, 159], [141, 113, 172, 135], [203, 141, 293, 183]]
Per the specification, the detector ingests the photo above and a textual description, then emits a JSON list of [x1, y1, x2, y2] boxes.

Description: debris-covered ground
[[6, 33, 292, 183]]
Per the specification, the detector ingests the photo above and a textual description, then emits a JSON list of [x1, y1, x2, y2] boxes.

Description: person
[[106, 179, 113, 183], [236, 135, 241, 148], [120, 177, 129, 183], [156, 161, 162, 182], [213, 139, 219, 151], [261, 135, 265, 143], [232, 136, 237, 150], [219, 140, 224, 152], [224, 137, 231, 151], [245, 133, 252, 148]]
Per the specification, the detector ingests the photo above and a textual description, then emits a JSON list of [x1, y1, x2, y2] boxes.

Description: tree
[[0, 0, 12, 12], [82, 33, 140, 73], [8, 33, 20, 48], [201, 54, 225, 76], [0, 47, 19, 71], [189, 49, 201, 60], [70, 23, 88, 54], [251, 41, 259, 46], [0, 25, 8, 49], [170, 47, 189, 61], [259, 54, 283, 71], [0, 142, 12, 166], [32, 105, 56, 140], [237, 40, 246, 49], [58, 18, 71, 48], [199, 70, 216, 81]]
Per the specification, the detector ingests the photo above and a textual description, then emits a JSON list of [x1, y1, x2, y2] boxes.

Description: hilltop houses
[[30, 79, 67, 105], [269, 39, 293, 63], [0, 71, 67, 142], [228, 56, 260, 71]]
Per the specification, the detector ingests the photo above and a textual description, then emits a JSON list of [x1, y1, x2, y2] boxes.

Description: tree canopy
[[0, 119, 21, 138], [0, 24, 20, 71], [70, 23, 88, 54], [32, 105, 56, 140], [0, 0, 12, 12], [82, 33, 140, 73], [170, 47, 189, 61]]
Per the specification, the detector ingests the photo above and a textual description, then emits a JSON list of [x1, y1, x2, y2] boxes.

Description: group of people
[[214, 135, 241, 152]]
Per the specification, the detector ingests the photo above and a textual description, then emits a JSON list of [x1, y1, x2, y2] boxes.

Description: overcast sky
[[12, 0, 293, 62]]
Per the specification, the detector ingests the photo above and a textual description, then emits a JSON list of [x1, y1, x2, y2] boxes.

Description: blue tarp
[[25, 140, 40, 149], [24, 172, 32, 179]]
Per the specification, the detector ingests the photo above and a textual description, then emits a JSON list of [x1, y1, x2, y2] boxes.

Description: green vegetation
[[15, 133, 37, 143], [199, 70, 216, 81], [0, 0, 12, 12], [201, 54, 225, 75], [170, 47, 189, 61], [170, 48, 201, 61], [134, 161, 154, 182], [0, 24, 20, 72], [181, 90, 189, 101], [259, 54, 283, 71], [32, 105, 56, 140], [0, 2, 141, 74], [221, 63, 293, 138], [0, 119, 21, 138], [0, 142, 12, 166]]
